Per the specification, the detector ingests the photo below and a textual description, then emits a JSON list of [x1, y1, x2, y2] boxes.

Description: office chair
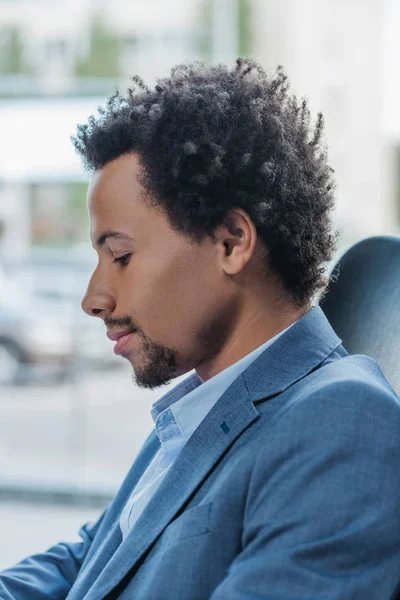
[[321, 235, 400, 396]]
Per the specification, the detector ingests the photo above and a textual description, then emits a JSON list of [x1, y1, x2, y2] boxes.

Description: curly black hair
[[72, 57, 337, 306]]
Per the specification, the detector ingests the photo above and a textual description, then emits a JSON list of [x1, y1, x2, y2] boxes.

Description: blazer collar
[[243, 305, 343, 403], [82, 305, 342, 600]]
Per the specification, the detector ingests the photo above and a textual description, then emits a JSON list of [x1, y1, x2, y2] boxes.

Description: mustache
[[104, 315, 136, 330]]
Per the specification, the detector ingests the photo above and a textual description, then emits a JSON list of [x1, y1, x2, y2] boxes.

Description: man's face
[[82, 153, 241, 389]]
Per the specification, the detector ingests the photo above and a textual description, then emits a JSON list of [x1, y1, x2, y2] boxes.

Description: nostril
[[92, 308, 103, 316]]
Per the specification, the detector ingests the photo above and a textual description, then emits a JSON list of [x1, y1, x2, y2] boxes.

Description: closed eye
[[112, 253, 132, 266]]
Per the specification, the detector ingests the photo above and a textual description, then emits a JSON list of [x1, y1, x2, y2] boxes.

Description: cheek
[[127, 253, 218, 340], [160, 258, 222, 335]]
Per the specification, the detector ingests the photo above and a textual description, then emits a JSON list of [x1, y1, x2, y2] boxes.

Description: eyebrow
[[96, 231, 136, 247]]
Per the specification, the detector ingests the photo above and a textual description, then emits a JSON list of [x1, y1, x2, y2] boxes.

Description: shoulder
[[272, 353, 400, 426], [244, 355, 400, 525], [251, 353, 400, 478]]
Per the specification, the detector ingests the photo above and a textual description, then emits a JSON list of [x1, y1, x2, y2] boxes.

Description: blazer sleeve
[[210, 380, 400, 600], [0, 506, 107, 600]]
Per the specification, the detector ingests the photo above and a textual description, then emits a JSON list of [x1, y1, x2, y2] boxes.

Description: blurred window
[[30, 182, 88, 246], [44, 39, 68, 62], [123, 35, 138, 52]]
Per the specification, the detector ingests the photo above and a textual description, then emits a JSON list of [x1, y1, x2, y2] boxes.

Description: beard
[[105, 314, 180, 389], [130, 334, 180, 389], [104, 292, 241, 389]]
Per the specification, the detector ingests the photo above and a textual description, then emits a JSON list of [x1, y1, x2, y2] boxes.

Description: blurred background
[[0, 0, 399, 569]]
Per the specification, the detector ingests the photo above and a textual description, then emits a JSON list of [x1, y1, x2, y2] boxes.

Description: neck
[[196, 296, 311, 382]]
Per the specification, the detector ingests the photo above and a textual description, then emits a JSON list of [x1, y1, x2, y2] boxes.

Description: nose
[[81, 279, 115, 319]]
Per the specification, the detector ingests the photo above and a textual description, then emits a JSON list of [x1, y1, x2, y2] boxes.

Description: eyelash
[[113, 253, 132, 266]]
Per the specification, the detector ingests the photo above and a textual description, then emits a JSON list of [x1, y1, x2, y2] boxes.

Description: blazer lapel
[[83, 375, 259, 600], [83, 306, 342, 600], [67, 431, 160, 600]]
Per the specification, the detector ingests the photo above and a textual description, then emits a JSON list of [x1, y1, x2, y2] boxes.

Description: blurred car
[[9, 245, 123, 372], [0, 266, 74, 385]]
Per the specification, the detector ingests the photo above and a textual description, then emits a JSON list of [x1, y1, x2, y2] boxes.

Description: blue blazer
[[1, 306, 400, 599]]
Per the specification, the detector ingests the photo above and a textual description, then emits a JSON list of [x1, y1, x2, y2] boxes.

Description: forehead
[[88, 153, 143, 216], [87, 153, 174, 245]]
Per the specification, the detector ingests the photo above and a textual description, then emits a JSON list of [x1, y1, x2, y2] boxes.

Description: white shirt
[[119, 322, 295, 539]]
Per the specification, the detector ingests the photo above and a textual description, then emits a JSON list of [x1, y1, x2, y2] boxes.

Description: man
[[1, 58, 400, 599]]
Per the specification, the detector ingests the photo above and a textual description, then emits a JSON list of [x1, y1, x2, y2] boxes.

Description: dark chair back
[[321, 235, 400, 396]]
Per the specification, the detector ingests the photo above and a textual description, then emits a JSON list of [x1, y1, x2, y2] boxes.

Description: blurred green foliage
[[197, 0, 213, 60], [238, 0, 253, 56], [31, 182, 89, 246], [68, 183, 89, 221], [74, 12, 121, 78], [197, 0, 253, 60], [0, 26, 32, 74]]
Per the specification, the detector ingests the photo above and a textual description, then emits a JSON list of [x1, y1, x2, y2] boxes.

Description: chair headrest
[[321, 235, 400, 396]]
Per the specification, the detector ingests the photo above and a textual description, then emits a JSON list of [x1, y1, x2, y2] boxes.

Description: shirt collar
[[151, 321, 295, 446]]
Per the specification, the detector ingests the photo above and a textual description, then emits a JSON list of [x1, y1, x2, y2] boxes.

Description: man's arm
[[0, 507, 107, 600], [211, 380, 400, 599]]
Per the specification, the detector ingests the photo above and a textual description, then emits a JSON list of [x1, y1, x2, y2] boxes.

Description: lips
[[106, 329, 137, 355], [106, 328, 136, 342]]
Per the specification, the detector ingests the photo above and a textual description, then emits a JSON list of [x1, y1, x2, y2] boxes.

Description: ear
[[215, 209, 260, 276]]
